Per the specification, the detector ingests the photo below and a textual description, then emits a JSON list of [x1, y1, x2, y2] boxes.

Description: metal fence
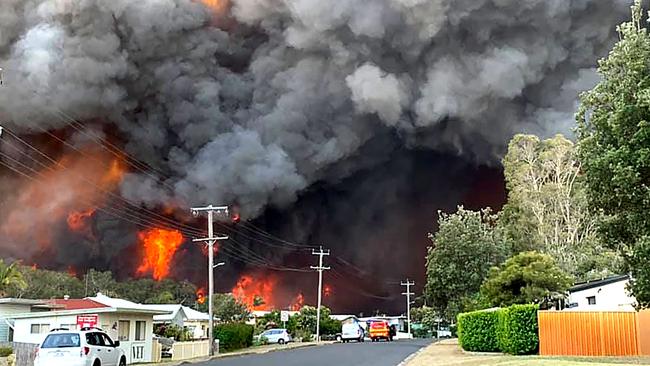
[[539, 311, 641, 356]]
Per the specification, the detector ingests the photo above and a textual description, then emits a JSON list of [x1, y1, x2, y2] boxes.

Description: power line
[[0, 126, 205, 237]]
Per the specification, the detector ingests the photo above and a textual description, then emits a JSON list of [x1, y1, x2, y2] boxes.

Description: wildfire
[[232, 274, 277, 311], [196, 288, 206, 304], [67, 208, 96, 235], [201, 0, 228, 12], [200, 242, 220, 256], [67, 266, 78, 278], [324, 284, 332, 298], [291, 293, 305, 311], [0, 148, 126, 258], [136, 228, 184, 281]]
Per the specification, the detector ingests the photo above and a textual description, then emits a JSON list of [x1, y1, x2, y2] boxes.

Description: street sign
[[281, 311, 290, 322], [77, 314, 98, 329]]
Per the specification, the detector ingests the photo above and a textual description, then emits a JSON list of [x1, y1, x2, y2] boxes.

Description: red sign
[[77, 315, 98, 329]]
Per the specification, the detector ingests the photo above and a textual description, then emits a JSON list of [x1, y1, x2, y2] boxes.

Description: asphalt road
[[196, 339, 432, 366]]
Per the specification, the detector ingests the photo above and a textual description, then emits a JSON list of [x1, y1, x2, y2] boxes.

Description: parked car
[[369, 321, 392, 342], [255, 328, 292, 344], [321, 333, 342, 342], [341, 322, 365, 343], [34, 328, 126, 366]]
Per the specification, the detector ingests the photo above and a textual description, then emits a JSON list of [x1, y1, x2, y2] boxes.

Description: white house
[[143, 304, 210, 339], [566, 274, 636, 311], [10, 294, 169, 364], [0, 299, 60, 342]]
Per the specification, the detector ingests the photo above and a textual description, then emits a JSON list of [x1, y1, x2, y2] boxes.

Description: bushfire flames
[[232, 273, 308, 312], [67, 208, 96, 237], [0, 148, 126, 258], [232, 275, 276, 311], [136, 228, 184, 281], [196, 288, 206, 305], [291, 293, 305, 311]]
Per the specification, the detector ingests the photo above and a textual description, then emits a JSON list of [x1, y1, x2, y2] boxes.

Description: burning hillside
[[0, 0, 634, 312]]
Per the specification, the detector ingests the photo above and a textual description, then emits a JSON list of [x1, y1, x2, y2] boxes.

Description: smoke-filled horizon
[[0, 0, 633, 312]]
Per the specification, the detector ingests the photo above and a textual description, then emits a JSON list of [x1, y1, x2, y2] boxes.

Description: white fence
[[170, 340, 210, 361]]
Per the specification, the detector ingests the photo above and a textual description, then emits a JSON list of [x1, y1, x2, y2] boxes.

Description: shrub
[[0, 347, 12, 357], [457, 309, 500, 352], [458, 304, 539, 355], [214, 323, 254, 352], [497, 304, 539, 355]]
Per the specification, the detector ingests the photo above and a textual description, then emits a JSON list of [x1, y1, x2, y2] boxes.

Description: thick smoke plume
[[0, 0, 630, 216], [0, 0, 633, 310]]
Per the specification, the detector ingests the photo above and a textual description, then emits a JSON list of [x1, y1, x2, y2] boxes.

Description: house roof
[[143, 305, 184, 322], [182, 306, 209, 321], [570, 275, 630, 293], [0, 298, 47, 306], [47, 299, 109, 310], [143, 304, 209, 322]]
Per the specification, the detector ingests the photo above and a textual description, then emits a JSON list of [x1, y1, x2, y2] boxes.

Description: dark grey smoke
[[0, 0, 631, 218]]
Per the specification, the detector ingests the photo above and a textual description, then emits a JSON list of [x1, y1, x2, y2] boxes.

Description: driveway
[[196, 339, 432, 366]]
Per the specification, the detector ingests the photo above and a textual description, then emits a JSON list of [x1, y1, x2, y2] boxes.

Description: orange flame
[[324, 284, 332, 298], [0, 148, 126, 258], [196, 287, 206, 304], [291, 293, 305, 311], [67, 266, 78, 278], [232, 274, 277, 311], [67, 208, 96, 235], [136, 228, 184, 281], [201, 0, 227, 12]]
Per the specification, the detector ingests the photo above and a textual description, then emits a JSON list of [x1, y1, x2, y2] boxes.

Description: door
[[99, 333, 120, 366]]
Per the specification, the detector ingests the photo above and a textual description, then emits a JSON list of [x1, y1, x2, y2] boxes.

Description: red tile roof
[[46, 299, 109, 310]]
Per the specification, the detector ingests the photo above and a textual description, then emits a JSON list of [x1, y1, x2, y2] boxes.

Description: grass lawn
[[406, 340, 650, 366]]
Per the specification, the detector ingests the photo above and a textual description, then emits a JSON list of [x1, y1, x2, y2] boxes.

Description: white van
[[341, 322, 365, 343]]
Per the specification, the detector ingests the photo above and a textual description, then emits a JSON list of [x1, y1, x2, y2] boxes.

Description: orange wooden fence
[[538, 310, 650, 356]]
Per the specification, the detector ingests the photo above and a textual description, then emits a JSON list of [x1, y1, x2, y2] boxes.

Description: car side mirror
[[114, 341, 120, 347]]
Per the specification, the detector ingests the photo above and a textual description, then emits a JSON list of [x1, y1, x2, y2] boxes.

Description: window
[[30, 324, 50, 334], [587, 296, 597, 305], [42, 333, 80, 348], [135, 321, 146, 341], [100, 333, 115, 347], [60, 324, 77, 331], [118, 321, 130, 341], [86, 333, 102, 346]]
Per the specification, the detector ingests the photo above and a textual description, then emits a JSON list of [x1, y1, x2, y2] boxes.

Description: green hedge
[[214, 323, 254, 352], [457, 309, 500, 352], [0, 347, 12, 357], [458, 304, 539, 355], [498, 304, 539, 355]]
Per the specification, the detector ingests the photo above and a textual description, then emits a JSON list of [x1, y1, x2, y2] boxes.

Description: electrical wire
[[0, 126, 205, 237]]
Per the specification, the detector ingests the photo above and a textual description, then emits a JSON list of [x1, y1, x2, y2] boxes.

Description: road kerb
[[141, 341, 332, 365]]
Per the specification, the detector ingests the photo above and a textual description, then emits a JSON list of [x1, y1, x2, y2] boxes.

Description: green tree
[[425, 206, 509, 320], [0, 260, 27, 296], [576, 0, 650, 307], [410, 306, 438, 331], [480, 251, 572, 307], [500, 134, 621, 280], [212, 293, 251, 323], [11, 266, 84, 299]]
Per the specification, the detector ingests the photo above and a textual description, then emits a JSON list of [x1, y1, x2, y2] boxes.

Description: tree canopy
[[576, 0, 650, 306], [501, 134, 622, 280], [480, 251, 572, 308], [425, 206, 509, 319]]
